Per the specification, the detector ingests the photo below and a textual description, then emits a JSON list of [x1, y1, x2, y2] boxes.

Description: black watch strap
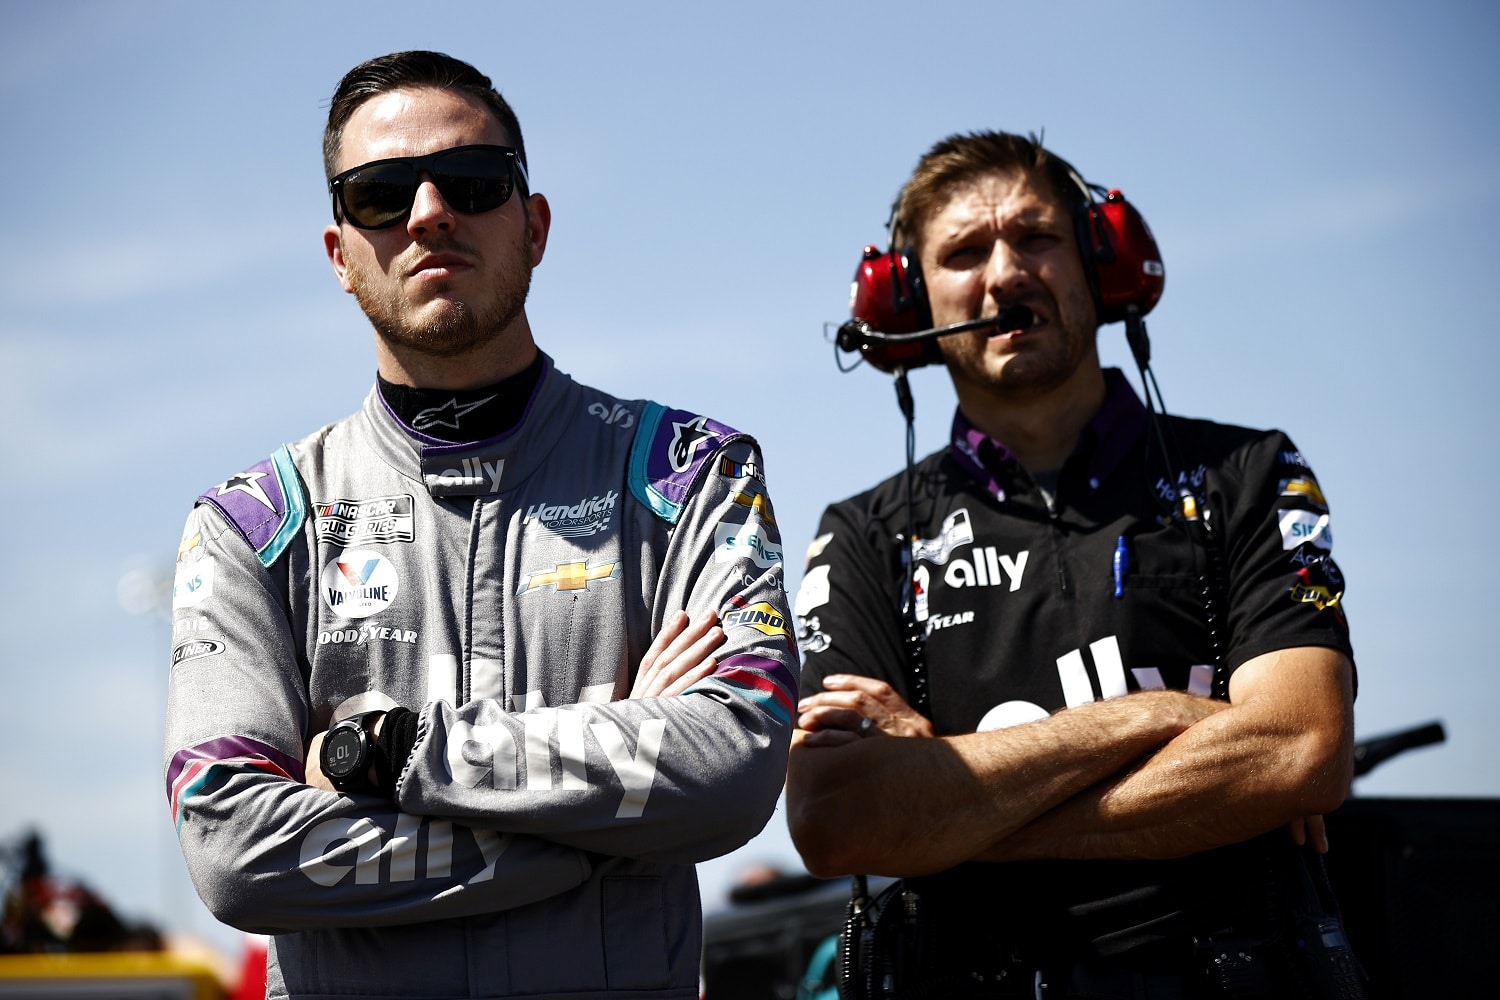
[[372, 707, 418, 800]]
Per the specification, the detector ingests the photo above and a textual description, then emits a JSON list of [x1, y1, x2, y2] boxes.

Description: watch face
[[323, 723, 366, 780]]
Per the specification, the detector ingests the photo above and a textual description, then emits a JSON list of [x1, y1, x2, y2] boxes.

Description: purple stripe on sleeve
[[166, 735, 302, 794], [715, 653, 797, 699]]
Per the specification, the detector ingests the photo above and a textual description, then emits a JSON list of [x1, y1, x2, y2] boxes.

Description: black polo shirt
[[795, 369, 1353, 963]]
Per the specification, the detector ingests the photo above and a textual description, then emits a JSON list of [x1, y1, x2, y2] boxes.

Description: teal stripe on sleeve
[[628, 402, 683, 524], [258, 445, 306, 568]]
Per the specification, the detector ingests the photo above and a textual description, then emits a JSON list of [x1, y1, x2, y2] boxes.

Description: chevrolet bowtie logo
[[516, 560, 622, 595], [731, 489, 777, 527]]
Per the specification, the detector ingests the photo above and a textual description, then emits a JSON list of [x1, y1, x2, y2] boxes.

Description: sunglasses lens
[[432, 148, 515, 214], [341, 164, 418, 229], [335, 147, 517, 229]]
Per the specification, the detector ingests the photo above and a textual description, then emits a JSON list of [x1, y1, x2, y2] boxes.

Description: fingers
[[799, 677, 934, 738], [631, 610, 724, 699], [1306, 814, 1329, 854], [797, 704, 869, 733], [1287, 815, 1329, 853], [820, 674, 901, 700], [799, 727, 863, 748], [637, 610, 690, 676], [659, 658, 718, 699]]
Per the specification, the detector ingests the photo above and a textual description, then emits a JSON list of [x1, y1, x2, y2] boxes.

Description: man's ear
[[523, 193, 551, 267], [324, 225, 355, 293]]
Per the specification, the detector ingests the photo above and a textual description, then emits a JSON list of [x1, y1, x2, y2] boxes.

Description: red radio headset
[[835, 171, 1166, 373]]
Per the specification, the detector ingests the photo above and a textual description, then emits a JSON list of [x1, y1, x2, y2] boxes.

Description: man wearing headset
[[163, 51, 796, 999], [787, 132, 1356, 998]]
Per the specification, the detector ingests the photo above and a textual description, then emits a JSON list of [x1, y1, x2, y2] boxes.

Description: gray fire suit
[[163, 355, 797, 999]]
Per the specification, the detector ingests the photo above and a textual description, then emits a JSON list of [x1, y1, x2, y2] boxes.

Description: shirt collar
[[947, 368, 1149, 499]]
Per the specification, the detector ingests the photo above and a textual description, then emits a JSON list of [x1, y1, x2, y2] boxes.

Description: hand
[[305, 730, 334, 792], [797, 674, 935, 747], [1288, 814, 1329, 853], [630, 610, 724, 699]]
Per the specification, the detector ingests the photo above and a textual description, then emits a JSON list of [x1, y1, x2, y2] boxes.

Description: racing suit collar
[[360, 352, 579, 498], [948, 368, 1149, 501]]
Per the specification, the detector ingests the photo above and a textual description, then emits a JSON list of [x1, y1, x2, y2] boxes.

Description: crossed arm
[[306, 610, 726, 791], [785, 645, 1353, 878]]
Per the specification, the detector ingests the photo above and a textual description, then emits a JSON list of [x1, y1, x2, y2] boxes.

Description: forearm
[[786, 690, 1214, 877], [985, 648, 1355, 861], [397, 685, 790, 864], [169, 749, 591, 933]]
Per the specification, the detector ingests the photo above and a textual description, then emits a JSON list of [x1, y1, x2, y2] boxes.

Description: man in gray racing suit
[[163, 51, 796, 1000]]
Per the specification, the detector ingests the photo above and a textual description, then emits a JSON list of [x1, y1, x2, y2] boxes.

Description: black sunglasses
[[328, 144, 529, 230]]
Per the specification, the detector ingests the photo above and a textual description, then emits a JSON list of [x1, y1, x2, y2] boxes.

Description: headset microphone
[[835, 305, 1044, 374], [835, 313, 1000, 373]]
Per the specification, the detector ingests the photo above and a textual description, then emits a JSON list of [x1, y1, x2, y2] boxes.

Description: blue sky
[[2, 0, 1496, 957]]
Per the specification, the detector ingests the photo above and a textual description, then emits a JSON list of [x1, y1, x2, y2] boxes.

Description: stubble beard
[[349, 239, 533, 360], [942, 284, 1098, 401]]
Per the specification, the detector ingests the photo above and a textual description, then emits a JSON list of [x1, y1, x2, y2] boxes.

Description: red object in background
[[230, 935, 267, 1000]]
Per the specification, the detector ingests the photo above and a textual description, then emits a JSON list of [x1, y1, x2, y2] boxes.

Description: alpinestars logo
[[413, 395, 495, 432], [668, 415, 713, 473]]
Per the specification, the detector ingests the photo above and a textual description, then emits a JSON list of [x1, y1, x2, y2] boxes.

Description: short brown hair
[[323, 50, 528, 191], [891, 131, 1089, 251]]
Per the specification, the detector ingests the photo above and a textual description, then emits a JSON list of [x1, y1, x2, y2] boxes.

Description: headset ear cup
[[1074, 202, 1108, 317], [1088, 190, 1165, 323], [893, 246, 933, 331], [845, 245, 942, 372]]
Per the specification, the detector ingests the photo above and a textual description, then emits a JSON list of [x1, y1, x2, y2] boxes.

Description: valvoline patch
[[628, 404, 741, 523]]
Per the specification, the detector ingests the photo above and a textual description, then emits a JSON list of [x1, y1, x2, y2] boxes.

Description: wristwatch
[[320, 711, 384, 793]]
